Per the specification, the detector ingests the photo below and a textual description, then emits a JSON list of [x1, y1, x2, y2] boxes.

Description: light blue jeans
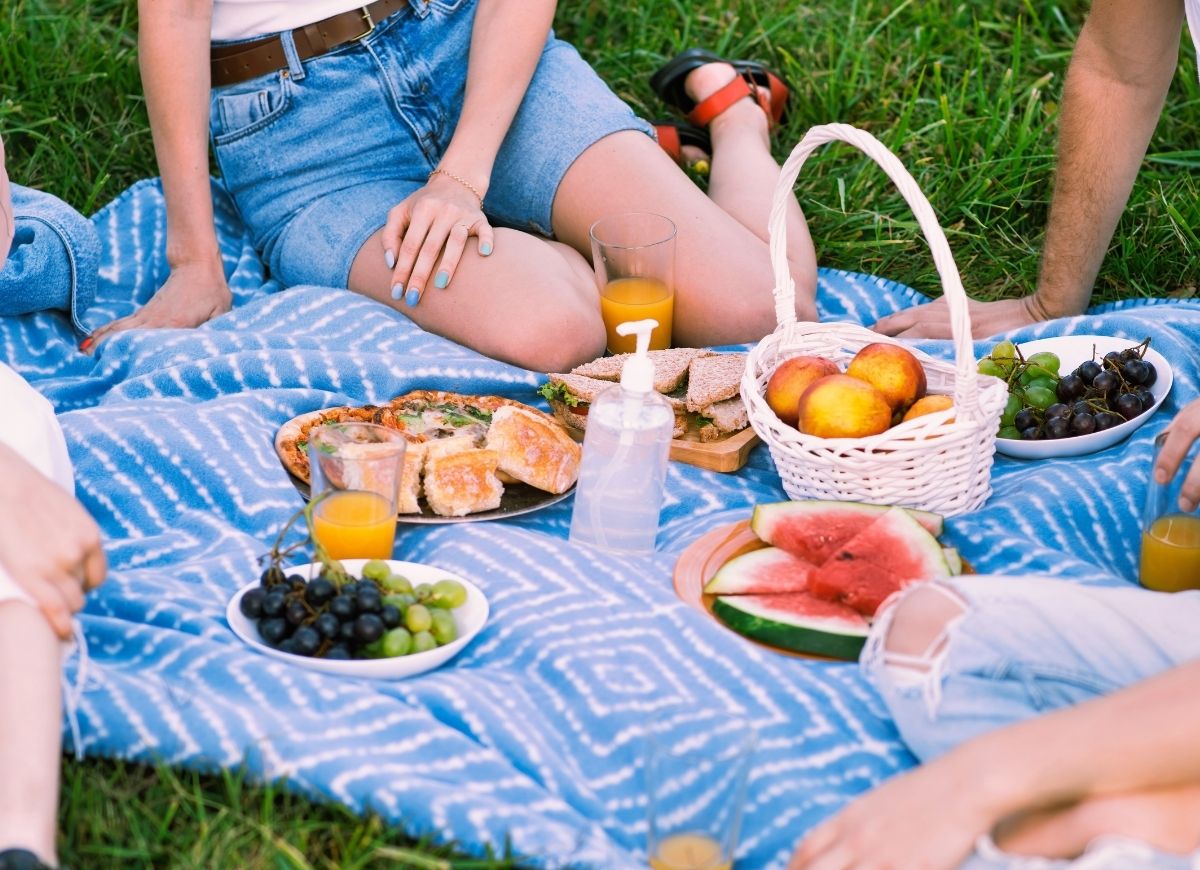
[[863, 575, 1200, 870]]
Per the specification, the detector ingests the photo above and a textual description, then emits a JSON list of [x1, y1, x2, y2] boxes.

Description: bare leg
[[686, 63, 815, 272], [0, 602, 62, 865], [349, 228, 605, 373], [995, 784, 1200, 859]]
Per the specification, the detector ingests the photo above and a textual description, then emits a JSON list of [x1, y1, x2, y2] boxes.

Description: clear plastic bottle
[[569, 319, 675, 554]]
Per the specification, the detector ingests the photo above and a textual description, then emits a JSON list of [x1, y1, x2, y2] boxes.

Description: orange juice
[[1139, 513, 1200, 592], [649, 832, 730, 870], [599, 277, 673, 353], [312, 490, 396, 560]]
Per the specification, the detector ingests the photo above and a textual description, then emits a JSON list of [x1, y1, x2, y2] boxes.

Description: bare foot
[[684, 62, 771, 141], [995, 783, 1200, 859]]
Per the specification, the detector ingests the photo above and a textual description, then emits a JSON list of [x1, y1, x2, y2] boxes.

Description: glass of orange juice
[[645, 719, 755, 870], [308, 423, 406, 561], [589, 212, 676, 354], [1140, 431, 1200, 592]]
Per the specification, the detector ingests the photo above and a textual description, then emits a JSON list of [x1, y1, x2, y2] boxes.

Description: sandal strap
[[654, 123, 682, 161], [686, 75, 755, 128]]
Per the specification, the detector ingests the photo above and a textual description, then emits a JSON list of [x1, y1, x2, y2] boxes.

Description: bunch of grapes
[[239, 498, 467, 660], [978, 338, 1157, 441]]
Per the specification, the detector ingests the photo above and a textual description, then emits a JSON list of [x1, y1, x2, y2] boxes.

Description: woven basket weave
[[741, 124, 1008, 516]]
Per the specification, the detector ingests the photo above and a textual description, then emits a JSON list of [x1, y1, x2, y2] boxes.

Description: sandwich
[[570, 347, 711, 394]]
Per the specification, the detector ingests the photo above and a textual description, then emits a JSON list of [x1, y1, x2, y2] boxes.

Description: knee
[[873, 582, 967, 671], [496, 282, 606, 373]]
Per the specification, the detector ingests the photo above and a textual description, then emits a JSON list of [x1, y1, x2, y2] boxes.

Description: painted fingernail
[[385, 248, 396, 269], [435, 271, 449, 289], [479, 241, 492, 256], [391, 283, 404, 300], [78, 336, 93, 351], [405, 288, 420, 307]]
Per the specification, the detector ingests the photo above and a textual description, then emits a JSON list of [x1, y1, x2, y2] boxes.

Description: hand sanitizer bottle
[[569, 319, 676, 554]]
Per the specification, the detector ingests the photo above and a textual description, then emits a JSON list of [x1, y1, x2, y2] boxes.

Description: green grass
[[4, 0, 1199, 864]]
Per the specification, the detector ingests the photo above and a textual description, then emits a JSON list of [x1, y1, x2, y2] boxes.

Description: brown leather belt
[[211, 0, 409, 88]]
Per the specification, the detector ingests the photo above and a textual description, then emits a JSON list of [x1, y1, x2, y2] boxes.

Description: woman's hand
[[1153, 397, 1200, 510], [83, 255, 231, 353], [0, 443, 106, 638], [381, 173, 495, 308]]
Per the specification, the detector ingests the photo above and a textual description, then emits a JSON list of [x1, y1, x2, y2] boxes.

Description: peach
[[846, 342, 927, 413], [796, 374, 892, 438], [902, 394, 955, 422], [765, 355, 839, 427]]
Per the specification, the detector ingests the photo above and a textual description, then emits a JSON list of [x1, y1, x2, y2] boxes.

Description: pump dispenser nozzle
[[615, 319, 658, 394]]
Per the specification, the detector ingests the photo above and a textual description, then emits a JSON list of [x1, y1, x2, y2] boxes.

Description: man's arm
[[875, 0, 1184, 339]]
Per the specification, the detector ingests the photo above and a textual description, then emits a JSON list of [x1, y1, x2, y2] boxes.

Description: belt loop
[[280, 29, 306, 80]]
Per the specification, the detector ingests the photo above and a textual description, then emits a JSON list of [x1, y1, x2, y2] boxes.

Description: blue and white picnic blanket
[[8, 178, 1200, 868]]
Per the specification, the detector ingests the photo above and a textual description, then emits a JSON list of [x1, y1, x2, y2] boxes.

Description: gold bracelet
[[428, 168, 484, 206]]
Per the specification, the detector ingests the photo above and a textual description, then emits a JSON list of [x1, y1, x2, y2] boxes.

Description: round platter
[[226, 559, 489, 679]]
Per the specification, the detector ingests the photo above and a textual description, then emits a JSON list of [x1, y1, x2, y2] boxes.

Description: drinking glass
[[308, 423, 406, 561], [589, 212, 676, 354], [1139, 430, 1200, 592], [645, 720, 756, 870]]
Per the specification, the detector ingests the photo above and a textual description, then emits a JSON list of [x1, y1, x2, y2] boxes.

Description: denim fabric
[[1, 184, 98, 333], [209, 0, 653, 289], [863, 575, 1200, 870]]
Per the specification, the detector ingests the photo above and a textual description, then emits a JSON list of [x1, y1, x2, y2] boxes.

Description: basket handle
[[769, 123, 982, 417]]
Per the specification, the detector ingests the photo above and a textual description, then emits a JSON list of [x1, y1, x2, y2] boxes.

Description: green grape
[[429, 579, 468, 610], [382, 573, 413, 594], [414, 583, 434, 602], [412, 630, 437, 654], [1026, 376, 1058, 394], [361, 560, 392, 582], [429, 608, 458, 645], [1000, 393, 1022, 427], [405, 603, 432, 634], [382, 627, 413, 657], [361, 639, 385, 658], [383, 593, 414, 614], [1023, 385, 1056, 410], [998, 425, 1021, 440], [977, 358, 1004, 379], [1026, 351, 1061, 376], [991, 340, 1016, 364], [1017, 368, 1038, 386]]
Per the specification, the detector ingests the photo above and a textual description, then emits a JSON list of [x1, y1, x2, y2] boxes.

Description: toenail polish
[[435, 271, 449, 289], [479, 241, 492, 256], [385, 248, 396, 269], [405, 288, 420, 307], [391, 283, 404, 300]]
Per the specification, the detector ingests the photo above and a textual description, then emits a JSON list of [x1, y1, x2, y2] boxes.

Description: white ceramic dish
[[994, 334, 1173, 459], [226, 559, 488, 678]]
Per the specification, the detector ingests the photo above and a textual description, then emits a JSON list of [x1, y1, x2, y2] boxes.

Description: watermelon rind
[[712, 593, 869, 661], [753, 499, 940, 540], [703, 547, 814, 595], [943, 547, 963, 576]]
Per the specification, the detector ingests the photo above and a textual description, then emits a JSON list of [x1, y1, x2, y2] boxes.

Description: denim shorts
[[863, 575, 1200, 869], [209, 0, 654, 289]]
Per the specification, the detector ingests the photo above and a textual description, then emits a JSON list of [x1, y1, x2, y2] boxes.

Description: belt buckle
[[352, 6, 375, 40]]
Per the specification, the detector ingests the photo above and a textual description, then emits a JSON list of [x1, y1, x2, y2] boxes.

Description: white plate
[[226, 559, 489, 679], [994, 334, 1173, 459]]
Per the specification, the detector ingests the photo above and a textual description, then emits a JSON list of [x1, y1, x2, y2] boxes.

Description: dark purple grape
[[1119, 348, 1140, 363], [1046, 416, 1071, 439], [325, 645, 352, 660], [284, 600, 308, 626], [330, 594, 358, 621], [1070, 400, 1091, 417], [340, 581, 362, 596], [356, 587, 383, 614], [1020, 426, 1042, 440], [1094, 411, 1123, 431], [339, 621, 357, 643], [1070, 413, 1097, 434], [1076, 360, 1102, 385], [314, 612, 340, 639], [261, 590, 287, 618], [277, 637, 298, 654], [1014, 408, 1038, 431], [1104, 351, 1123, 366], [380, 604, 402, 629], [1122, 359, 1150, 385], [1091, 371, 1118, 394], [353, 613, 386, 645], [1114, 392, 1142, 420], [258, 617, 290, 645], [1057, 375, 1085, 402], [1045, 403, 1071, 420], [305, 577, 337, 607], [260, 565, 286, 588], [240, 588, 266, 619], [1136, 388, 1155, 410], [291, 626, 321, 657], [1142, 363, 1157, 388]]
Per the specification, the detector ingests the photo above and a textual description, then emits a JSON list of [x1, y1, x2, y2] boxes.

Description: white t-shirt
[[1188, 0, 1200, 80], [211, 0, 372, 42]]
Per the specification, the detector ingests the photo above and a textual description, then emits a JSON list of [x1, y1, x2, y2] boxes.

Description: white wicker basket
[[741, 123, 1009, 516]]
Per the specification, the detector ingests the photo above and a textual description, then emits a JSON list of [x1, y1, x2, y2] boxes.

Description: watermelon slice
[[752, 500, 944, 564], [809, 507, 950, 616], [712, 592, 868, 660], [703, 547, 815, 595]]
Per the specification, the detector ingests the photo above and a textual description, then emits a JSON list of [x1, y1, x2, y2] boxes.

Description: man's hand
[[0, 443, 106, 638], [873, 295, 1050, 340], [1153, 398, 1200, 511], [83, 257, 231, 353]]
